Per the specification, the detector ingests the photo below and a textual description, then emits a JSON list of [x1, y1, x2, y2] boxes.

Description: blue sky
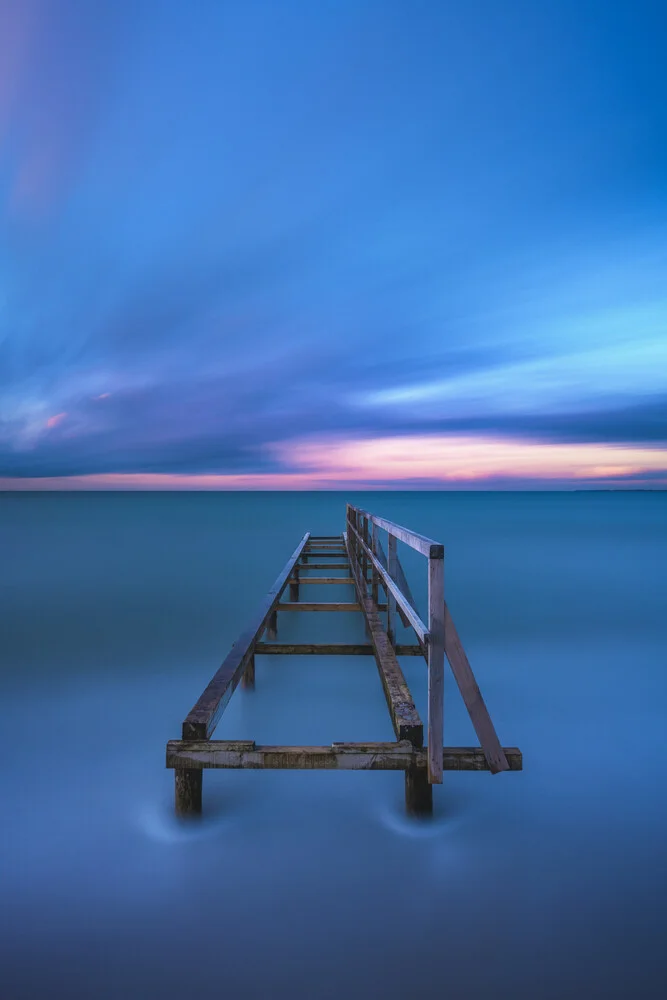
[[1, 0, 666, 487]]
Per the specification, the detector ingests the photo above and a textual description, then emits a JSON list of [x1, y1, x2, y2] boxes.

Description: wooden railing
[[346, 503, 509, 781], [346, 505, 444, 782]]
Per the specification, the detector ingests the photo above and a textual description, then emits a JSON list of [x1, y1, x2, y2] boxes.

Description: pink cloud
[[45, 412, 67, 429]]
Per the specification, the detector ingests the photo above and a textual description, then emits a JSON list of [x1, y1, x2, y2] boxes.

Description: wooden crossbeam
[[255, 642, 424, 655], [167, 740, 523, 771], [277, 601, 387, 611], [299, 562, 349, 570], [290, 577, 355, 585]]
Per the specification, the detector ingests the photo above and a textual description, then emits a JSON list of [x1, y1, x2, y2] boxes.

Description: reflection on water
[[1, 492, 666, 999]]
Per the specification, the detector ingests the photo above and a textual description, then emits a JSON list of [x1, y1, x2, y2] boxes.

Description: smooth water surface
[[1, 491, 666, 999]]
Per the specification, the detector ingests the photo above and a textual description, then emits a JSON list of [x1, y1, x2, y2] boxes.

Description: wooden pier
[[167, 504, 522, 817]]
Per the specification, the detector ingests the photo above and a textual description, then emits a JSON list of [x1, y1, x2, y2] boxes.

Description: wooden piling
[[405, 765, 433, 817], [241, 653, 255, 690], [175, 768, 202, 817]]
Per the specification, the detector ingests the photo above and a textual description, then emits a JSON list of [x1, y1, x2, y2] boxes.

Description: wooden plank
[[348, 518, 429, 644], [443, 603, 509, 773], [278, 601, 387, 611], [167, 741, 523, 771], [350, 505, 444, 559], [303, 552, 348, 558], [299, 562, 349, 570], [254, 642, 425, 655], [346, 536, 423, 747], [427, 555, 445, 784], [181, 532, 310, 739], [291, 577, 355, 584]]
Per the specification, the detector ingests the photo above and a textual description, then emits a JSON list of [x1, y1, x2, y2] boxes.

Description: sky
[[1, 0, 666, 489]]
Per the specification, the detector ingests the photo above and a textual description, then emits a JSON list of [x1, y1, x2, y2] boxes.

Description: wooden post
[[175, 768, 202, 817], [405, 764, 433, 817], [387, 533, 397, 645], [267, 610, 277, 640], [427, 553, 445, 784], [289, 566, 299, 602], [371, 522, 379, 605], [241, 653, 255, 690]]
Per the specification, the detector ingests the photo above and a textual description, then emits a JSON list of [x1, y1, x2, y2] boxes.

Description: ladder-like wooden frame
[[166, 509, 521, 817]]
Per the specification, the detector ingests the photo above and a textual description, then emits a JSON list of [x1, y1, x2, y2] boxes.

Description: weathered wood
[[350, 505, 444, 559], [443, 603, 509, 773], [371, 522, 379, 605], [346, 536, 423, 747], [348, 517, 429, 644], [291, 576, 355, 584], [181, 532, 310, 739], [175, 768, 202, 816], [241, 653, 255, 690], [387, 533, 398, 644], [386, 557, 510, 774], [427, 554, 445, 784], [267, 609, 278, 640], [375, 535, 410, 630], [289, 564, 299, 602], [303, 551, 348, 558], [405, 765, 433, 816], [277, 601, 387, 611], [167, 741, 523, 771], [254, 642, 424, 655], [298, 562, 349, 569]]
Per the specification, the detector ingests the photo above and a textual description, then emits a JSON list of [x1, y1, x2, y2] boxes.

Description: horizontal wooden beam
[[167, 740, 523, 772], [299, 562, 349, 570], [348, 504, 443, 559], [182, 532, 310, 739], [290, 577, 355, 585], [277, 602, 387, 611], [254, 642, 425, 655]]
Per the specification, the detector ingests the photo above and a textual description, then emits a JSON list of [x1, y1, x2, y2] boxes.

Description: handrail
[[351, 505, 443, 559], [346, 517, 429, 644], [346, 503, 444, 784]]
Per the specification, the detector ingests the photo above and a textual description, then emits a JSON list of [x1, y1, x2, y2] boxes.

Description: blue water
[[1, 491, 666, 999]]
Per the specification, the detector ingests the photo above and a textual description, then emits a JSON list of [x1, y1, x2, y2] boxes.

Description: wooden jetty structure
[[167, 504, 522, 817]]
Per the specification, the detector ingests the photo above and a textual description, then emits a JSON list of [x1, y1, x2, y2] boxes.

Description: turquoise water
[[1, 491, 666, 998]]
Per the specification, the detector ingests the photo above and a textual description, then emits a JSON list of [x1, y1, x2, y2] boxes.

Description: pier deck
[[167, 505, 521, 816]]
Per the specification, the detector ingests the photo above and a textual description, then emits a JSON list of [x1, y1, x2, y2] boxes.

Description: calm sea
[[1, 491, 666, 999]]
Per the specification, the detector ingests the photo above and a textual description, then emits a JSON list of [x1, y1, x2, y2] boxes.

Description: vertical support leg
[[267, 610, 277, 640], [371, 522, 379, 605], [289, 566, 299, 602], [175, 768, 203, 817], [387, 533, 397, 645], [405, 765, 433, 817], [427, 554, 445, 784], [242, 653, 255, 690], [302, 554, 308, 564]]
